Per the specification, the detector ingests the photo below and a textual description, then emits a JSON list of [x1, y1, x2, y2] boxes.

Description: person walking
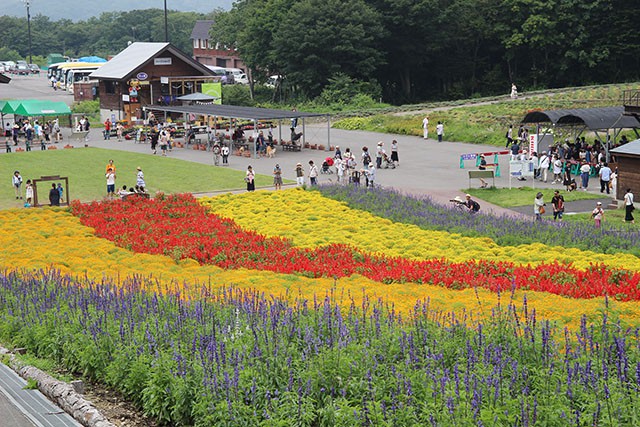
[[510, 83, 518, 99], [598, 162, 612, 194], [505, 125, 513, 148], [591, 202, 604, 229], [422, 116, 429, 139], [624, 188, 635, 224], [551, 190, 565, 221], [436, 121, 444, 142], [308, 160, 319, 186], [579, 160, 591, 190], [245, 166, 255, 192]]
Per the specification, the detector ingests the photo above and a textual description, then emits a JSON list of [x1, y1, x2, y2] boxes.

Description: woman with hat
[[534, 192, 545, 221]]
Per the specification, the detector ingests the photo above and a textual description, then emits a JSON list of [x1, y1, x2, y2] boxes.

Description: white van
[[224, 68, 248, 84]]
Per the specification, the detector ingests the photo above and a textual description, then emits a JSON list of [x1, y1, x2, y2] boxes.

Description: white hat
[[597, 202, 602, 205], [454, 196, 464, 203]]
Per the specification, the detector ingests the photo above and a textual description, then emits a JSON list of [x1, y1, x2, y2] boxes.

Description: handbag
[[539, 206, 546, 214]]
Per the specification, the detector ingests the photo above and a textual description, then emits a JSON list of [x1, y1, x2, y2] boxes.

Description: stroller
[[380, 152, 396, 169], [321, 157, 334, 174]]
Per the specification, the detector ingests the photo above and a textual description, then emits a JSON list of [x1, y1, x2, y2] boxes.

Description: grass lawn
[[466, 186, 604, 208], [563, 208, 634, 225], [2, 148, 276, 209]]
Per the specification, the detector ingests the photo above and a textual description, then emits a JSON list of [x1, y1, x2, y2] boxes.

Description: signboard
[[529, 134, 538, 155], [122, 94, 130, 102], [154, 58, 172, 66], [137, 72, 148, 80], [460, 153, 478, 161], [201, 82, 222, 105], [510, 160, 535, 177]]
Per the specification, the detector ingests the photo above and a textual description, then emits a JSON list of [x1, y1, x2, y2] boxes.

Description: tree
[[272, 0, 384, 98]]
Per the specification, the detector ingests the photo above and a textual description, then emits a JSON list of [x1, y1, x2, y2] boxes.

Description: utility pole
[[164, 0, 169, 42], [25, 0, 32, 63]]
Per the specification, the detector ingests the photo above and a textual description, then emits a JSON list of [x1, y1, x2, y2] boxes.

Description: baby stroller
[[380, 152, 396, 169], [350, 170, 361, 186], [321, 157, 334, 174]]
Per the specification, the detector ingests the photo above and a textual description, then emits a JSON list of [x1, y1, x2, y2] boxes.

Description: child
[[57, 183, 64, 204], [591, 202, 604, 228], [24, 179, 33, 207]]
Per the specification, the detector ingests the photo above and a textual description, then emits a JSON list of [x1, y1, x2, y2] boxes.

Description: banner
[[201, 83, 222, 105]]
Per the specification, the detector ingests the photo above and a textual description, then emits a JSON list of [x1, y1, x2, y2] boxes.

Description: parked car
[[28, 64, 40, 74], [15, 64, 29, 75], [0, 65, 5, 73], [3, 61, 16, 73]]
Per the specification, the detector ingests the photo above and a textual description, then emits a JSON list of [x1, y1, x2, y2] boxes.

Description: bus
[[53, 62, 102, 91], [65, 64, 104, 94]]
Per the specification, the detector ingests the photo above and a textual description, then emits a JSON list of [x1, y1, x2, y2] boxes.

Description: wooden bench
[[468, 170, 495, 188], [282, 144, 301, 152], [70, 131, 89, 142]]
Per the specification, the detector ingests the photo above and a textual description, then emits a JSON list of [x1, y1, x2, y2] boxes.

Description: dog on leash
[[267, 145, 277, 158]]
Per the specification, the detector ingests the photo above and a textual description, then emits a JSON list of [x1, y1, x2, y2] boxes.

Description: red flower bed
[[71, 194, 640, 301]]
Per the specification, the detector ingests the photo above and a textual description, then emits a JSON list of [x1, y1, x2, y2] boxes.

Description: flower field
[[0, 187, 639, 425]]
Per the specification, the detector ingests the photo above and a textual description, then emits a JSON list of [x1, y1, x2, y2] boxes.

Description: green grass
[[2, 148, 275, 209], [333, 82, 640, 145], [563, 208, 629, 224], [466, 186, 604, 208]]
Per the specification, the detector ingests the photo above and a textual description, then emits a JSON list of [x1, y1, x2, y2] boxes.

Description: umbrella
[[77, 56, 107, 63]]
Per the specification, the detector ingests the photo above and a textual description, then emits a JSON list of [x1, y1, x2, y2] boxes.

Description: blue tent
[[78, 56, 107, 63]]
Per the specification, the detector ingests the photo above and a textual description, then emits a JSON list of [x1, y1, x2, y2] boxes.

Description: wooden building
[[190, 20, 245, 70], [611, 140, 640, 200], [90, 42, 216, 123]]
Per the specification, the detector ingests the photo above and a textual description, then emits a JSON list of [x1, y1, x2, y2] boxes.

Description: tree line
[[1, 1, 639, 105], [211, 0, 640, 104], [0, 9, 210, 65]]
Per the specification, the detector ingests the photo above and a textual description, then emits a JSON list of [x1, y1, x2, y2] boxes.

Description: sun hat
[[597, 202, 602, 205], [377, 141, 383, 145], [465, 194, 471, 198], [136, 166, 142, 170], [454, 196, 464, 203]]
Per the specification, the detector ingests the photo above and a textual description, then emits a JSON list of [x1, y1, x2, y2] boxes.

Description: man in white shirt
[[598, 162, 612, 194], [422, 116, 429, 139]]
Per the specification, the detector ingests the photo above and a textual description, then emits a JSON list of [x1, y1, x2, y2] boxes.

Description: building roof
[[190, 20, 214, 40], [611, 139, 640, 156], [522, 106, 639, 130], [90, 42, 214, 81], [144, 104, 327, 121]]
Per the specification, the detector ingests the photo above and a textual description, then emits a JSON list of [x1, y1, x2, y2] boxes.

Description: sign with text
[[154, 58, 172, 66]]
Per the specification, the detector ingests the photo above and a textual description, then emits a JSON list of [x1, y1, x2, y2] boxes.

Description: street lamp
[[24, 0, 32, 63], [163, 0, 169, 42]]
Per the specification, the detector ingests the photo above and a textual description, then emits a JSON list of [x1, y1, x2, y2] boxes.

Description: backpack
[[363, 153, 371, 164], [471, 201, 480, 212]]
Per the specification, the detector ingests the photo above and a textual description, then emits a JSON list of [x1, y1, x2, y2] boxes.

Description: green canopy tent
[[13, 101, 71, 117], [1, 100, 24, 114]]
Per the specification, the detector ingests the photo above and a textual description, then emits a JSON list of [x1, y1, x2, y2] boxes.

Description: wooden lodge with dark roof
[[90, 42, 217, 124]]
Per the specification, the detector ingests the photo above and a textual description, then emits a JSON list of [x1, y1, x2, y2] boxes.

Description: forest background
[[1, 0, 639, 106]]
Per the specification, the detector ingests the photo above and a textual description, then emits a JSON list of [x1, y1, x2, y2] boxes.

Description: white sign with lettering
[[154, 58, 172, 65]]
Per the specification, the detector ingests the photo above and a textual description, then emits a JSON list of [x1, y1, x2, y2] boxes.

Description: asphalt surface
[[0, 72, 625, 423]]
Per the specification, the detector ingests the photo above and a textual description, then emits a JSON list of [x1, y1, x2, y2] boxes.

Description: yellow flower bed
[[200, 189, 640, 271], [0, 208, 638, 331]]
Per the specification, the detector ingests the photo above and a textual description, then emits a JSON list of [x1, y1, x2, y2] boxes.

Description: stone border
[[0, 347, 116, 427]]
